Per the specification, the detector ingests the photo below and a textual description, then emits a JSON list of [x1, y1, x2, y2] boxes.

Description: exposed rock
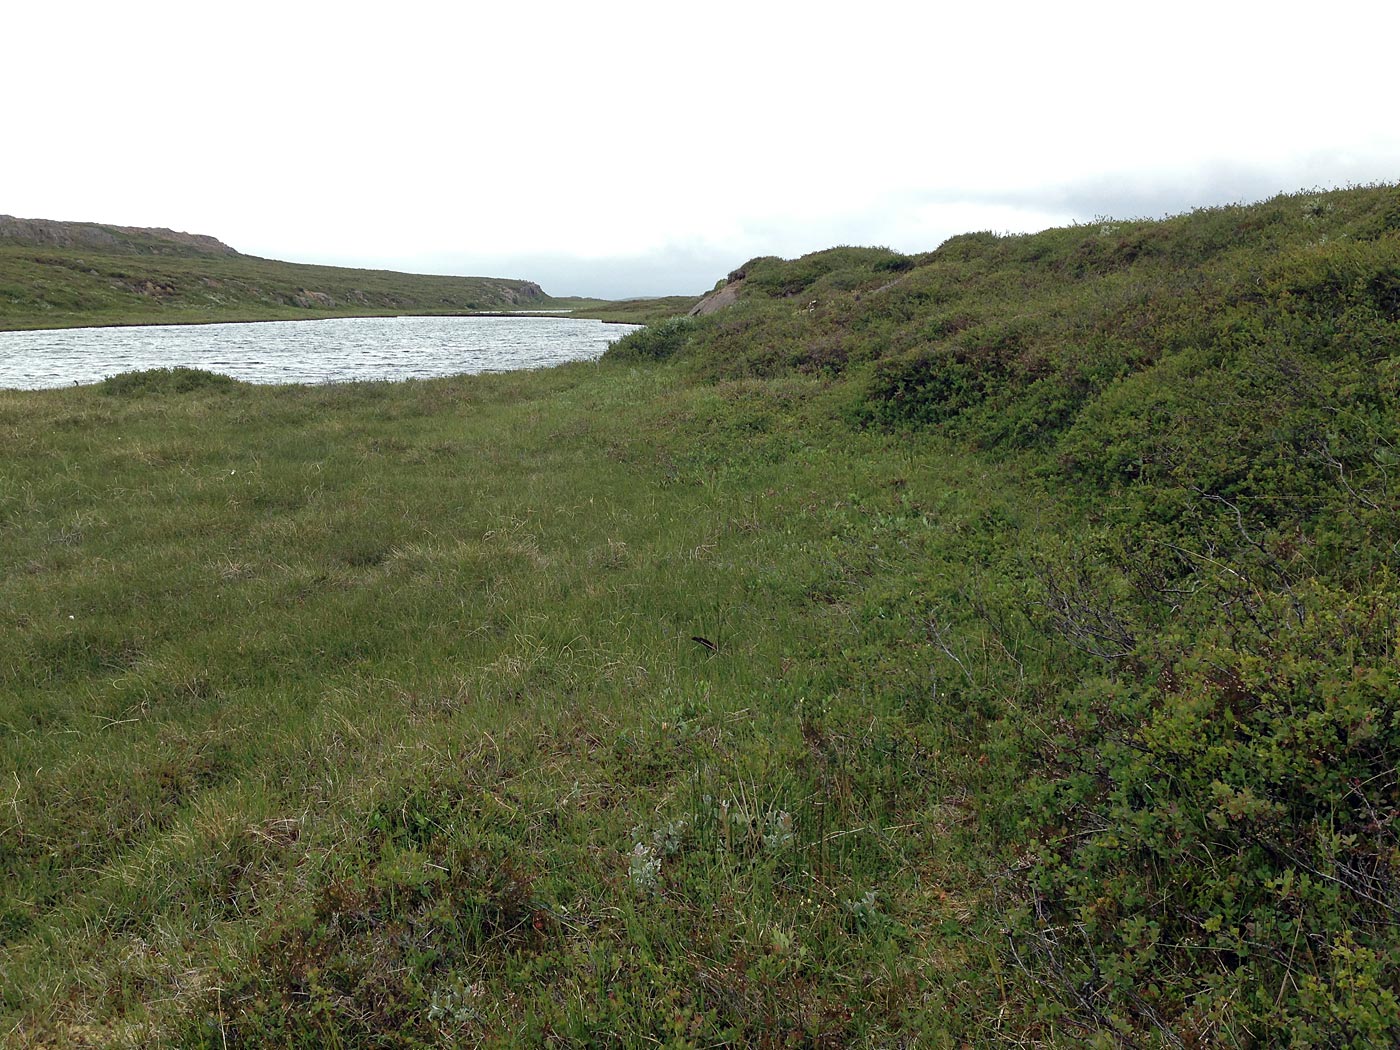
[[501, 282, 546, 304], [689, 279, 744, 317], [0, 214, 239, 256], [291, 289, 336, 309], [110, 277, 177, 297]]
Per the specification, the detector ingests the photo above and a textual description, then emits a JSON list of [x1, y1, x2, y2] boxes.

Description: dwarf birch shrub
[[1019, 577, 1400, 1044], [604, 315, 696, 361]]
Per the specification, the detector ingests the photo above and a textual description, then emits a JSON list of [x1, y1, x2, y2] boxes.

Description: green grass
[[2, 364, 1037, 1046], [549, 296, 702, 325], [3, 183, 1400, 1047]]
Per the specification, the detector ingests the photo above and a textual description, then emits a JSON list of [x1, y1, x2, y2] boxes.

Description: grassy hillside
[[549, 295, 703, 325], [0, 218, 553, 331], [608, 183, 1400, 1043], [2, 185, 1398, 1047]]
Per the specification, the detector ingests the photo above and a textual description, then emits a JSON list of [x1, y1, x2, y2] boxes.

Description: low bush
[[603, 315, 697, 362], [858, 343, 1005, 428], [99, 366, 240, 396], [1018, 577, 1400, 1044]]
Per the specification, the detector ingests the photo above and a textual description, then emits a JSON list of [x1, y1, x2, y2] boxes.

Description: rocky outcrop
[[688, 279, 744, 317], [291, 289, 336, 309], [501, 282, 547, 304], [0, 215, 239, 256]]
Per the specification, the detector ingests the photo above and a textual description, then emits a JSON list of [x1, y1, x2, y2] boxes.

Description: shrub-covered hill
[[616, 185, 1400, 566], [0, 216, 551, 330], [608, 184, 1400, 1043]]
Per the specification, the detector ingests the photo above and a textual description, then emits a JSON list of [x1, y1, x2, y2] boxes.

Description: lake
[[0, 315, 642, 390]]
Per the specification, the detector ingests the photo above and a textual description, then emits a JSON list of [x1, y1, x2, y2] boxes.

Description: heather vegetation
[[2, 185, 1398, 1047]]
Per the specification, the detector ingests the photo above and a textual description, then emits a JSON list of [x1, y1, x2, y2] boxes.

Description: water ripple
[[0, 315, 642, 389]]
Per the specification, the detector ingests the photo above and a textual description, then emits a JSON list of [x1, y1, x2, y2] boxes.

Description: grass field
[[1, 364, 1042, 1046], [3, 184, 1399, 1046]]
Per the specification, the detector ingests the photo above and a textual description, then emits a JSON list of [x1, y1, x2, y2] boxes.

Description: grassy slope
[[0, 220, 701, 331], [551, 296, 703, 325], [610, 183, 1400, 1045], [0, 244, 552, 332], [2, 185, 1399, 1047]]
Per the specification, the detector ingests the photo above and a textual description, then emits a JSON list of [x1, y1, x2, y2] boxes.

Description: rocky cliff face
[[0, 215, 240, 256], [502, 282, 547, 303]]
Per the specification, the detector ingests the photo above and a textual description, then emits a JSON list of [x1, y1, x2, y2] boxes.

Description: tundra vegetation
[[2, 185, 1399, 1047], [0, 217, 682, 331]]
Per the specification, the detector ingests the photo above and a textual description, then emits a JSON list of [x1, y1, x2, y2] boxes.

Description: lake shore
[[0, 314, 641, 389]]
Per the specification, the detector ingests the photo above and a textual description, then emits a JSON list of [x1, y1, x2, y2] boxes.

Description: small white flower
[[628, 842, 661, 893]]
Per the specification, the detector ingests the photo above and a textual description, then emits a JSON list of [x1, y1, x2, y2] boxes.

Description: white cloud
[[6, 0, 1398, 297]]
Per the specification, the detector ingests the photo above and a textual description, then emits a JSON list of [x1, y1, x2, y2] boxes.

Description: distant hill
[[0, 215, 550, 330], [0, 215, 240, 257]]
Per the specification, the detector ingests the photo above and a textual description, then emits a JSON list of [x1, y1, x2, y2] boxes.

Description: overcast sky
[[6, 1, 1398, 298]]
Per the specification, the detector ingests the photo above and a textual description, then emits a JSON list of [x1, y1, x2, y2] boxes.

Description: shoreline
[[0, 309, 652, 336]]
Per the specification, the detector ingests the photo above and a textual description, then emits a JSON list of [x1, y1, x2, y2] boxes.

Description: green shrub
[[739, 246, 911, 299], [932, 230, 1005, 264], [99, 366, 239, 396], [858, 340, 1010, 429], [603, 315, 697, 362], [1018, 578, 1400, 1044]]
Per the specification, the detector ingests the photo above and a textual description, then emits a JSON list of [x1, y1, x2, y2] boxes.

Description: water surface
[[0, 315, 641, 390]]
